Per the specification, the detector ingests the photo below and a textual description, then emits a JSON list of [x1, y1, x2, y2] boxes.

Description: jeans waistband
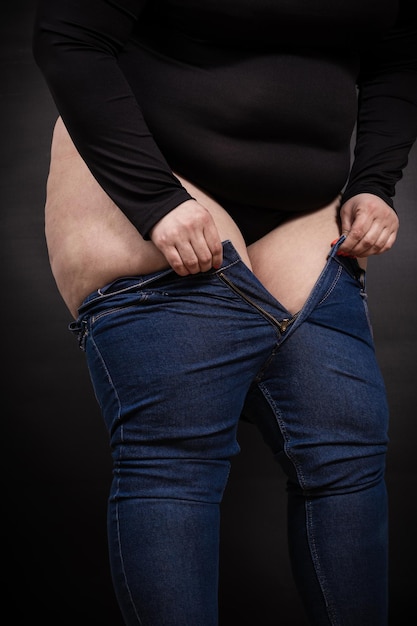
[[76, 240, 243, 314]]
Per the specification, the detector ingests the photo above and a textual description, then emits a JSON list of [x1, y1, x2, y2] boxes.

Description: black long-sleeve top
[[33, 0, 417, 244]]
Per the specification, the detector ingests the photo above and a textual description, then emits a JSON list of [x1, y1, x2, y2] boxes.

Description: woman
[[33, 1, 417, 624]]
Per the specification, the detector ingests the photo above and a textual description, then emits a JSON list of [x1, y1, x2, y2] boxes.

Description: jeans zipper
[[218, 272, 298, 333]]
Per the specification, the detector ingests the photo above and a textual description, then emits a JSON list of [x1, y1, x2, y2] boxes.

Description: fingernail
[[337, 251, 356, 258]]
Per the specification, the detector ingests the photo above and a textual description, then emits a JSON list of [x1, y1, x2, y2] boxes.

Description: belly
[[119, 41, 359, 220]]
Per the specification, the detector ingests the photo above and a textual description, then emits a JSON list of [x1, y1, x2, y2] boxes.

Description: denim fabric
[[70, 238, 389, 626]]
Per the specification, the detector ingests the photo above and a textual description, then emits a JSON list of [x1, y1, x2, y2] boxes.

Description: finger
[[168, 250, 191, 275], [180, 223, 223, 273], [176, 238, 216, 274], [340, 215, 380, 256], [185, 239, 213, 273], [356, 226, 397, 257], [189, 236, 223, 272], [337, 230, 363, 256], [383, 228, 398, 252], [203, 226, 223, 269], [155, 234, 217, 275], [158, 241, 192, 275], [347, 223, 393, 258]]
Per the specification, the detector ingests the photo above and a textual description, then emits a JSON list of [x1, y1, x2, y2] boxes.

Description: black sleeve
[[342, 0, 417, 211], [32, 0, 193, 239]]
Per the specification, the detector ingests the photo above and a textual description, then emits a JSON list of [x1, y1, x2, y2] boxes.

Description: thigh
[[45, 118, 251, 318], [244, 256, 389, 625], [244, 252, 388, 492], [78, 268, 276, 467], [45, 117, 168, 317], [248, 198, 367, 315]]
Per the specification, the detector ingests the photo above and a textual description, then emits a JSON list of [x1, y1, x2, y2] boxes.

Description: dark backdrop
[[3, 3, 416, 624]]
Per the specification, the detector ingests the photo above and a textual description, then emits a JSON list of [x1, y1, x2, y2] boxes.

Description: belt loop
[[68, 319, 88, 351]]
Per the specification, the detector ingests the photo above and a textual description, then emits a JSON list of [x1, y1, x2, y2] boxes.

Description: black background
[[2, 2, 416, 624]]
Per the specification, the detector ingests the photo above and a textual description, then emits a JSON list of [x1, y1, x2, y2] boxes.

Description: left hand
[[338, 193, 399, 257]]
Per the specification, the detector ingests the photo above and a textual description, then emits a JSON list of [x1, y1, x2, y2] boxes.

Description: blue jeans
[[70, 238, 389, 626]]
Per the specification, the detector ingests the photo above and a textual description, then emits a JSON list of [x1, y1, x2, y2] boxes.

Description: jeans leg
[[70, 239, 389, 625], [243, 255, 389, 626], [72, 256, 279, 625]]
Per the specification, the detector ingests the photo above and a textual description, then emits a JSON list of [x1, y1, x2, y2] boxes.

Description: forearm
[[342, 0, 417, 209], [33, 0, 193, 238]]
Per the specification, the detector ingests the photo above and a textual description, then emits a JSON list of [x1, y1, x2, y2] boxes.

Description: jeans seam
[[90, 301, 145, 325], [305, 500, 340, 626], [258, 382, 307, 488], [317, 264, 343, 307], [115, 497, 144, 625]]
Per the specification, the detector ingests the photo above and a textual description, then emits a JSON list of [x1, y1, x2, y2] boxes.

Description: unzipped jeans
[[69, 237, 389, 626]]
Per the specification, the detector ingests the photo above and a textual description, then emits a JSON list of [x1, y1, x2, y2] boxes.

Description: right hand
[[150, 199, 224, 275]]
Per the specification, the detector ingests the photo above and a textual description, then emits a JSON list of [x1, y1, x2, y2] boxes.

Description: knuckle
[[384, 239, 394, 251], [199, 251, 213, 266], [361, 234, 374, 247], [348, 228, 363, 242], [170, 257, 184, 272], [199, 207, 212, 223], [154, 232, 171, 248], [212, 241, 223, 256], [186, 257, 200, 270]]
